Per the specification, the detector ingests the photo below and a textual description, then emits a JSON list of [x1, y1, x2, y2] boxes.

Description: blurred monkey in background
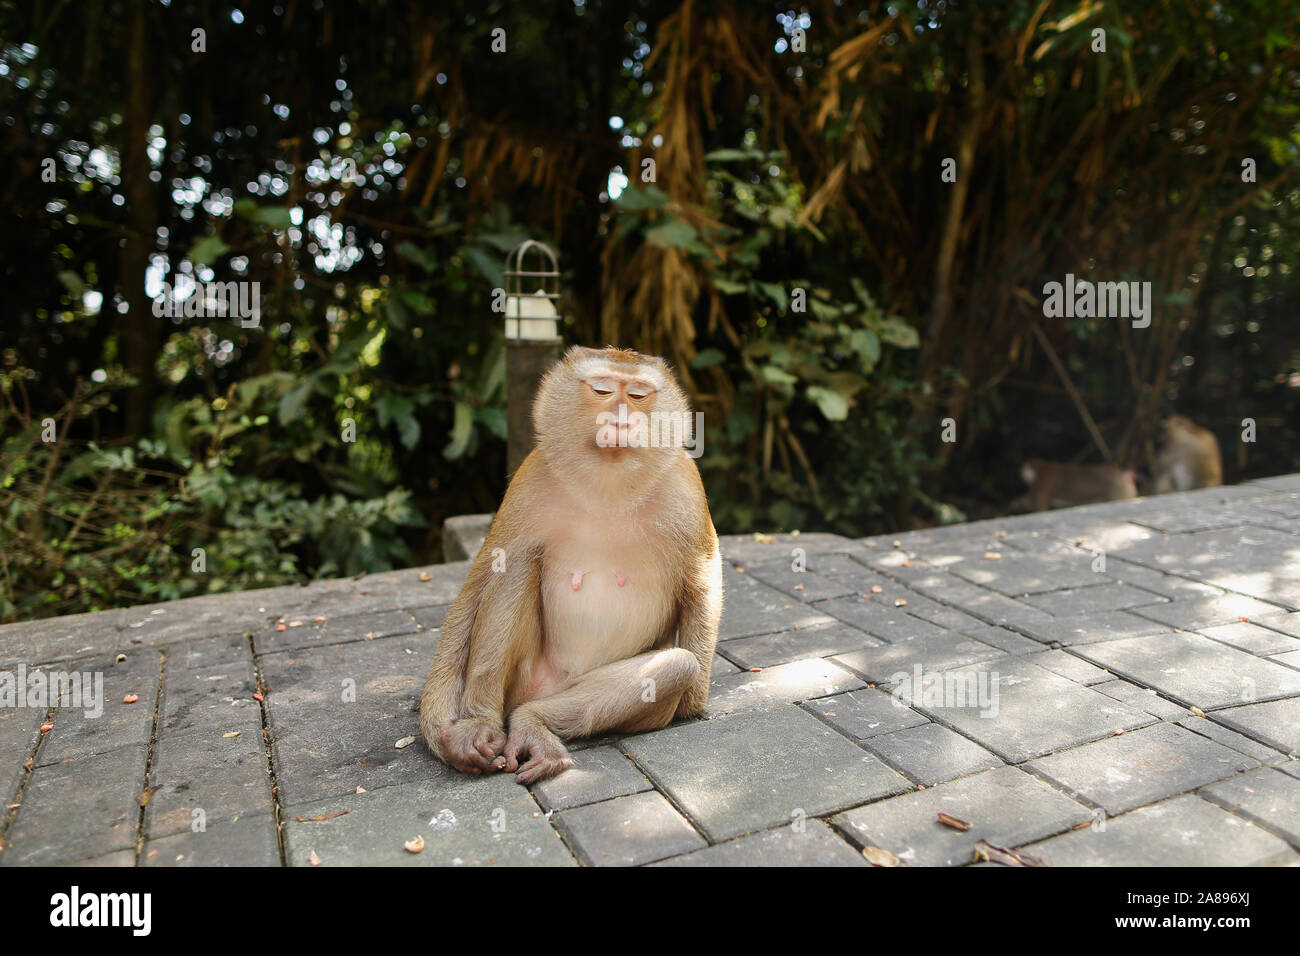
[[1015, 459, 1138, 511], [1154, 415, 1222, 492]]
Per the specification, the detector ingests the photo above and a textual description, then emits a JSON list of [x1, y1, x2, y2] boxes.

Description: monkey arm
[[672, 537, 723, 719], [419, 509, 543, 758], [456, 544, 543, 723]]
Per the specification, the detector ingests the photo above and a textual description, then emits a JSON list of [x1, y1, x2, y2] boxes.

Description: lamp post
[[503, 240, 564, 476]]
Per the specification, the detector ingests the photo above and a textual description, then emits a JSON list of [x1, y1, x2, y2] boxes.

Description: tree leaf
[[644, 219, 698, 249], [807, 385, 850, 421], [443, 401, 474, 460], [878, 316, 919, 349], [691, 348, 726, 368], [614, 185, 669, 211], [190, 236, 230, 266]]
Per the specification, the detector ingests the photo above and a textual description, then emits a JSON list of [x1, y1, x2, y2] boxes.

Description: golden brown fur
[[1154, 415, 1222, 492], [1016, 459, 1138, 511], [419, 346, 722, 783]]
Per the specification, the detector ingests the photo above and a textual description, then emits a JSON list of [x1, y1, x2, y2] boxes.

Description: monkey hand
[[503, 712, 575, 785], [437, 719, 508, 775]]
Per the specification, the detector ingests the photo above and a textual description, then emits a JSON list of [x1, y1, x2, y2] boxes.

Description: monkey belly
[[529, 565, 674, 698]]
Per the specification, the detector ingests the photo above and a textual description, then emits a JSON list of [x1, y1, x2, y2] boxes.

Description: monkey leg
[[503, 648, 700, 784]]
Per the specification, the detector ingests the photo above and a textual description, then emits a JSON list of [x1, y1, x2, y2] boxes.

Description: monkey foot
[[438, 719, 507, 775], [503, 724, 574, 784]]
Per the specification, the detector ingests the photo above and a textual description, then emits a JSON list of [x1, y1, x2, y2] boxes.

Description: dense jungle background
[[2, 0, 1299, 621]]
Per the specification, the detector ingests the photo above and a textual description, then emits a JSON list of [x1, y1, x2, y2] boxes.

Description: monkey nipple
[[571, 570, 587, 591], [616, 571, 627, 587]]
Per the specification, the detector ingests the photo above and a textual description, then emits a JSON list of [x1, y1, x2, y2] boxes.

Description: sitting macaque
[[1154, 415, 1222, 492], [419, 346, 722, 783], [1016, 459, 1138, 511]]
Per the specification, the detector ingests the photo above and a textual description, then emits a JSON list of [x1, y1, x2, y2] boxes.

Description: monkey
[[419, 345, 722, 784], [1153, 415, 1222, 492], [1014, 459, 1138, 511]]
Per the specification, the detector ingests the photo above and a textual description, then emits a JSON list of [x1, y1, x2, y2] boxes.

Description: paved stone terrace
[[2, 476, 1299, 867]]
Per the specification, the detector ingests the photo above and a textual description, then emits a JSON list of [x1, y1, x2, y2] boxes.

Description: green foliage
[[613, 152, 929, 534], [0, 378, 422, 620]]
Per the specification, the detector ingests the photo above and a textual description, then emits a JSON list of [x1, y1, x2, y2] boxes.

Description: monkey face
[[535, 346, 692, 475]]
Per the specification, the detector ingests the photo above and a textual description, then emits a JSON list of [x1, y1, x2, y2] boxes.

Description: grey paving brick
[[166, 633, 253, 671], [704, 658, 863, 717], [1021, 583, 1168, 617], [1256, 611, 1300, 637], [1114, 526, 1300, 609], [261, 635, 442, 803], [142, 813, 280, 866], [1211, 698, 1300, 755], [1024, 650, 1113, 685], [1249, 475, 1300, 492], [720, 532, 863, 565], [1, 744, 146, 866], [717, 572, 836, 640], [946, 551, 1105, 596], [391, 563, 470, 607], [1091, 680, 1190, 719], [553, 790, 705, 866], [1271, 650, 1300, 670], [76, 850, 136, 866], [832, 632, 1007, 685], [894, 657, 1152, 763], [0, 608, 126, 666], [740, 561, 859, 603], [1025, 722, 1257, 814], [901, 599, 992, 635], [652, 820, 867, 867], [1074, 632, 1300, 709], [408, 605, 449, 631], [145, 726, 274, 839], [831, 767, 1091, 866], [253, 608, 420, 654], [1276, 760, 1300, 781], [710, 652, 741, 676], [0, 704, 42, 806], [862, 722, 1003, 786], [621, 706, 911, 842], [161, 659, 262, 736], [938, 590, 1059, 630], [1198, 621, 1300, 656], [1130, 594, 1288, 630], [36, 651, 160, 766], [958, 625, 1044, 655], [1129, 506, 1259, 534], [1106, 560, 1223, 600], [1174, 716, 1288, 762], [282, 773, 573, 866], [1200, 767, 1300, 845], [818, 595, 955, 643], [529, 745, 652, 812], [720, 620, 880, 669], [1024, 795, 1293, 865], [800, 688, 929, 740], [1012, 611, 1175, 646]]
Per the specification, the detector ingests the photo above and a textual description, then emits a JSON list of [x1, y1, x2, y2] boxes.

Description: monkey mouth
[[594, 424, 635, 454], [595, 437, 633, 462]]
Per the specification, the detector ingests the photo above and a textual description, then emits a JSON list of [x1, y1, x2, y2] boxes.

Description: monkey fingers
[[502, 720, 574, 784], [438, 719, 508, 774]]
